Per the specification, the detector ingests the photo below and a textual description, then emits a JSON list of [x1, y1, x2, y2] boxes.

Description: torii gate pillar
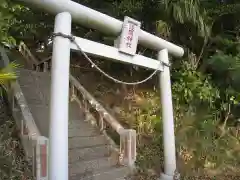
[[158, 49, 178, 179], [49, 12, 71, 180]]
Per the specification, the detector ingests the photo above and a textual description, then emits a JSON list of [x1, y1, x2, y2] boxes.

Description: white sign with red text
[[118, 16, 141, 56]]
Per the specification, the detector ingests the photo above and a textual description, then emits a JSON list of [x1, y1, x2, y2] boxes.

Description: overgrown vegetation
[[0, 105, 32, 180], [1, 0, 240, 179], [0, 62, 32, 179]]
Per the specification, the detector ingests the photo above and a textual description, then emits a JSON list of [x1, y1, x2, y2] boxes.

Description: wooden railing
[[18, 42, 51, 72], [0, 46, 49, 180], [18, 41, 137, 167], [70, 75, 136, 166]]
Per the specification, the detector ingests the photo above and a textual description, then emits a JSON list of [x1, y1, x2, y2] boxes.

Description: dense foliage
[[1, 0, 240, 179]]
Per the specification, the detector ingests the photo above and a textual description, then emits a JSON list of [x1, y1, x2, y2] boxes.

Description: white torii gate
[[19, 1, 184, 180]]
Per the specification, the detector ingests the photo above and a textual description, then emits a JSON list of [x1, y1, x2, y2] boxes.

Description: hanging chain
[[51, 32, 170, 85]]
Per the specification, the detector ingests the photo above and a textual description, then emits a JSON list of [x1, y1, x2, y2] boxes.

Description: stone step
[[68, 101, 86, 124], [68, 119, 94, 130], [17, 68, 50, 85], [69, 166, 130, 180], [18, 69, 51, 106], [69, 145, 112, 163], [69, 135, 108, 149], [69, 127, 101, 138], [69, 156, 119, 176], [20, 86, 44, 105]]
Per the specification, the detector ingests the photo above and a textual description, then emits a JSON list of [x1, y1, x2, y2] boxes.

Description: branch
[[219, 103, 231, 138]]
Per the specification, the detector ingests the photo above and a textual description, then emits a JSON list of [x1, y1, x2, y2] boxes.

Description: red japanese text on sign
[[125, 23, 135, 48]]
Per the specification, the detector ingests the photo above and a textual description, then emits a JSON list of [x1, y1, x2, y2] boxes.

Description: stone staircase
[[17, 68, 130, 180], [2, 42, 137, 180]]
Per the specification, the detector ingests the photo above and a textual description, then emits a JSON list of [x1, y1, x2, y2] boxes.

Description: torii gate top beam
[[19, 0, 184, 57]]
